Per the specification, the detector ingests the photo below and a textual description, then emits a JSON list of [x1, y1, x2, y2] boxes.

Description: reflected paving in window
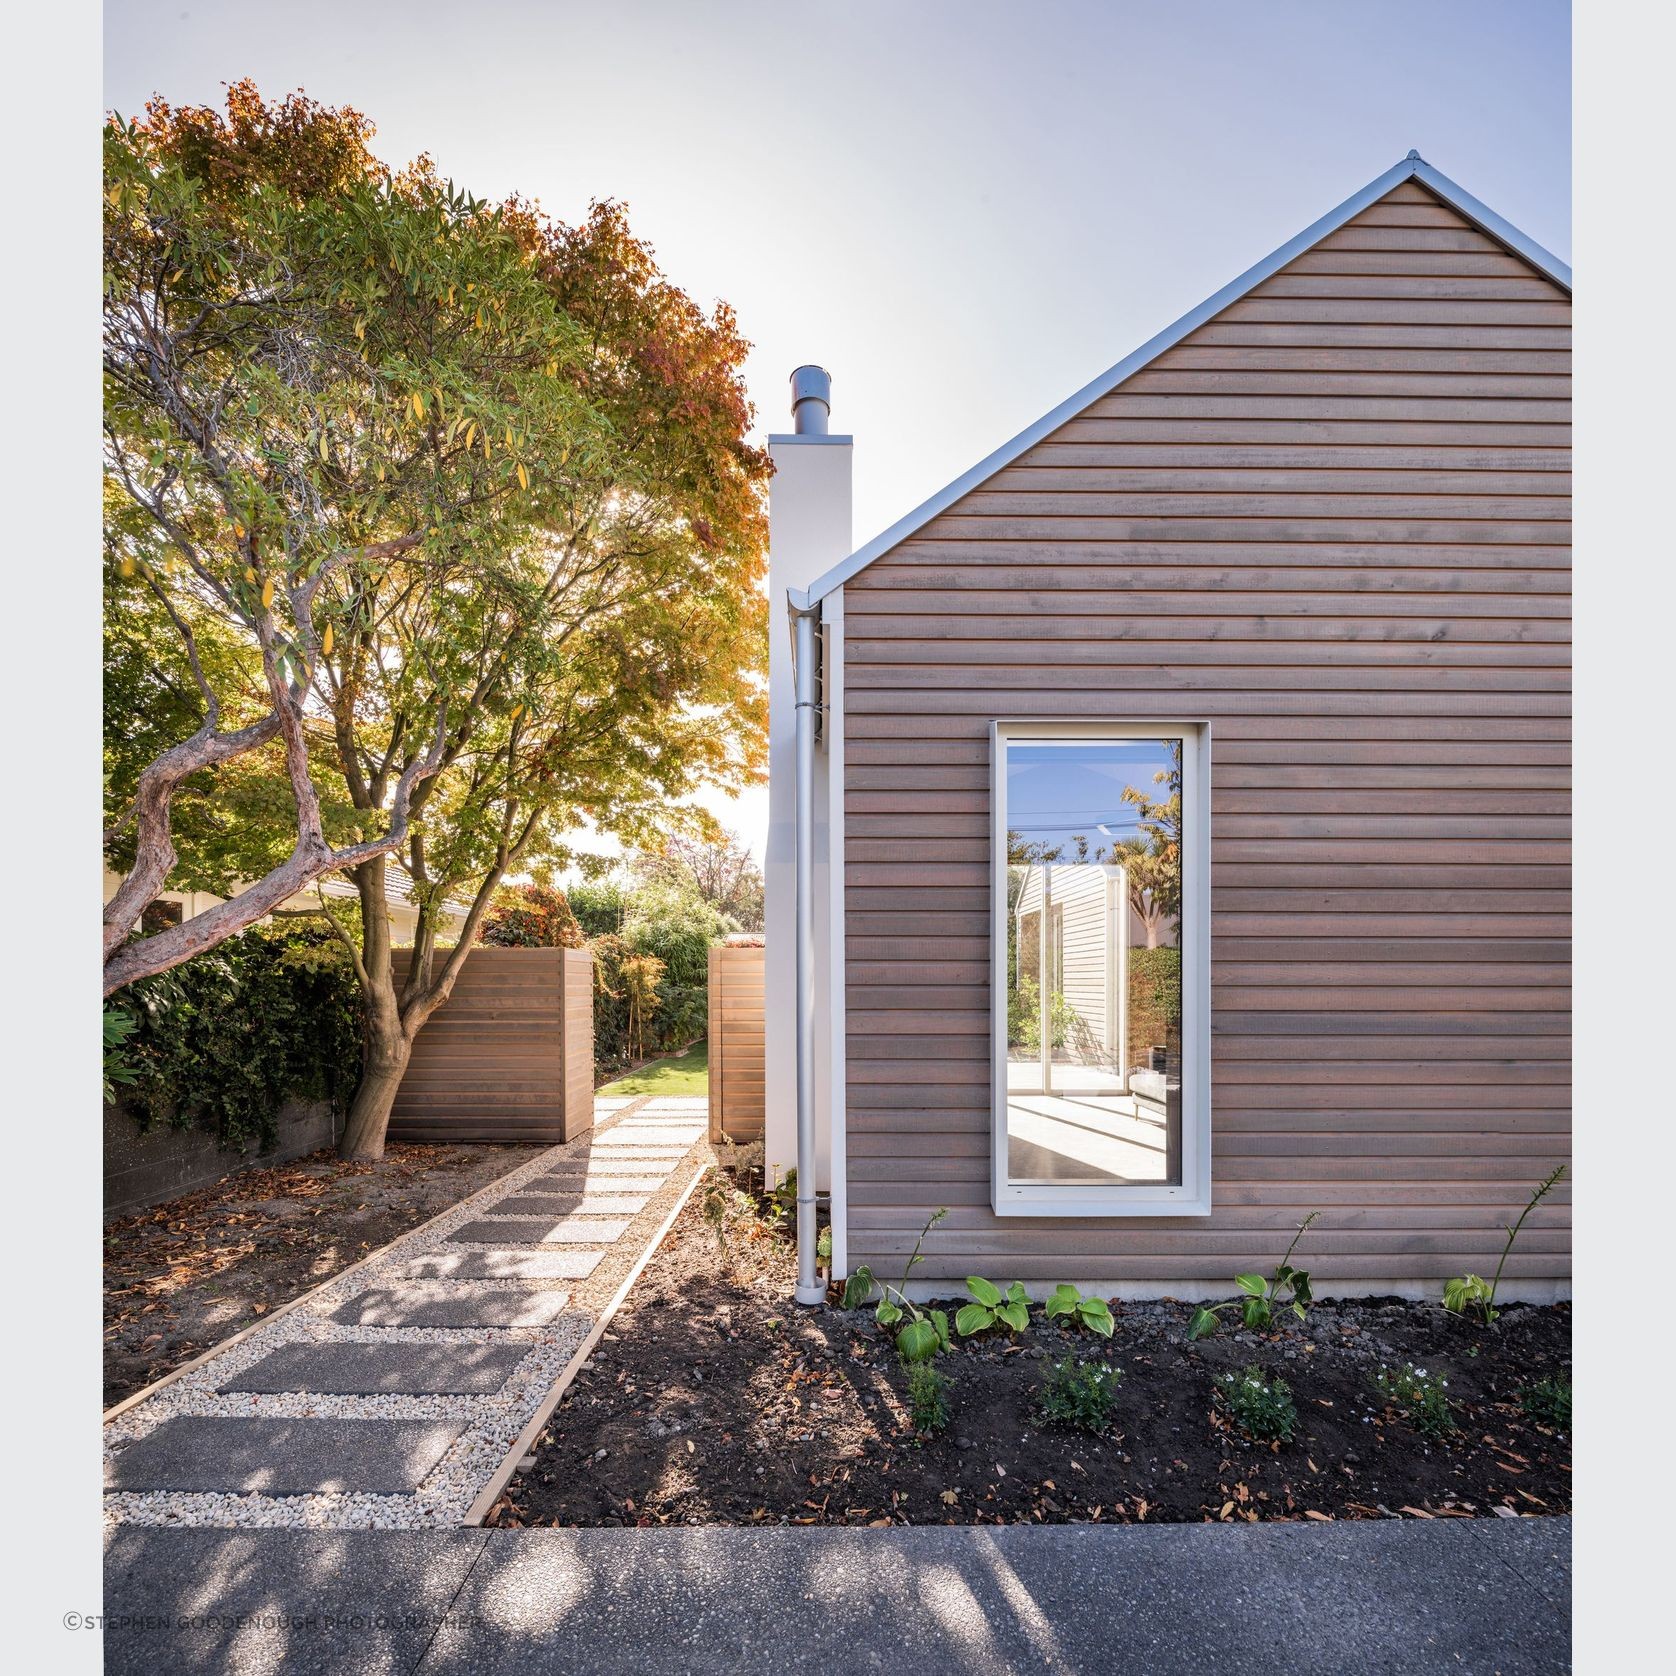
[[1004, 738, 1184, 1187]]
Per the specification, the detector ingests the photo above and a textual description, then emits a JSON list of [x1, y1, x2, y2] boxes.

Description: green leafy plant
[[841, 1267, 877, 1310], [1043, 1283, 1115, 1337], [700, 1169, 756, 1259], [1215, 1365, 1298, 1443], [1518, 1374, 1571, 1432], [1443, 1166, 1566, 1325], [1009, 975, 1077, 1056], [840, 1208, 952, 1363], [956, 1276, 1031, 1337], [758, 1164, 797, 1230], [114, 923, 364, 1151], [1187, 1212, 1321, 1340], [1372, 1362, 1456, 1442], [102, 1007, 142, 1106], [1442, 1274, 1495, 1320], [905, 1361, 951, 1434], [1036, 1357, 1122, 1433]]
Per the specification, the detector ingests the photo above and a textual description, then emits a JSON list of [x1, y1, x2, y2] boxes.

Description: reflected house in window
[[762, 154, 1571, 1299], [996, 727, 1205, 1212]]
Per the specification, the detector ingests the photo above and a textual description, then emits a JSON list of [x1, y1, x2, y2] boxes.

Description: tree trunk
[[339, 1037, 410, 1159], [340, 854, 407, 1161], [336, 851, 503, 1160]]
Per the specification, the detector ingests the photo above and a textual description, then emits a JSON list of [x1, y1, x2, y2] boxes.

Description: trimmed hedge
[[1129, 945, 1183, 1057], [112, 923, 364, 1152]]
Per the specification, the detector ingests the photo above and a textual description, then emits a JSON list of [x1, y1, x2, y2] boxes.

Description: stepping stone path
[[220, 1342, 529, 1395], [330, 1283, 575, 1327], [105, 1418, 466, 1495], [103, 1095, 709, 1532]]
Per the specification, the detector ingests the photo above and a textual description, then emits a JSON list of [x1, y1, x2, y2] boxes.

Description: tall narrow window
[[991, 722, 1210, 1216]]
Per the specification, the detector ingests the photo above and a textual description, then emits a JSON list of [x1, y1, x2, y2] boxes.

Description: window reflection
[[1004, 738, 1184, 1187]]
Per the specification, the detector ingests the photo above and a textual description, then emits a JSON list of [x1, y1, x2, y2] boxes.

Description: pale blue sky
[[103, 0, 1570, 859], [106, 0, 1570, 546]]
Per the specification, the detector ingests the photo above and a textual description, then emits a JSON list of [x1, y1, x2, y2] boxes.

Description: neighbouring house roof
[[316, 871, 471, 922], [795, 151, 1571, 608]]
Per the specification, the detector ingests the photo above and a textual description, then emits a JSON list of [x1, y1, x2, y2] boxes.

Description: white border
[[989, 719, 1212, 1217], [805, 153, 1569, 606]]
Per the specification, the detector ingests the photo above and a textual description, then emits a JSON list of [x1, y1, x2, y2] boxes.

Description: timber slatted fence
[[708, 942, 765, 1144], [388, 946, 594, 1144]]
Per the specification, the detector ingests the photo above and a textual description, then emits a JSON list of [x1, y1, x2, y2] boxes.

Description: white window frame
[[989, 719, 1212, 1217]]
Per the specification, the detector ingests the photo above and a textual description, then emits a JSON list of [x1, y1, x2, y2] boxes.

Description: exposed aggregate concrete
[[103, 1098, 706, 1531]]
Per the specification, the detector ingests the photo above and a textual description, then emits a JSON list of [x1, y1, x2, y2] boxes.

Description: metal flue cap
[[790, 365, 831, 435]]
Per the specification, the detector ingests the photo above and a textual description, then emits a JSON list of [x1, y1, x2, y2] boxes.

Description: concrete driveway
[[100, 1516, 1570, 1675]]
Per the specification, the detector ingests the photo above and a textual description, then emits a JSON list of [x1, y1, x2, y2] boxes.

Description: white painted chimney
[[764, 368, 851, 1201]]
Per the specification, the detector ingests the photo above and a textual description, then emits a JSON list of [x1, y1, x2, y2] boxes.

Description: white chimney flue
[[764, 366, 852, 1293], [789, 364, 832, 435]]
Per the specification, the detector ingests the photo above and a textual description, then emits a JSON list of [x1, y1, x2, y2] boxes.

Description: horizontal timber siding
[[388, 947, 594, 1145], [709, 943, 766, 1143], [841, 180, 1570, 1293]]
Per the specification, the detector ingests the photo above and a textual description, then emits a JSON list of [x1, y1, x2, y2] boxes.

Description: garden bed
[[491, 1161, 1570, 1528], [103, 1142, 541, 1408]]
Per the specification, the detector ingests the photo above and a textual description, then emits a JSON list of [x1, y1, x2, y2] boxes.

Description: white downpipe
[[791, 598, 823, 1307]]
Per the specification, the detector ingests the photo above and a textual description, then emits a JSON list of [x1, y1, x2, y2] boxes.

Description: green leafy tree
[[567, 879, 627, 938], [101, 83, 580, 991], [1119, 743, 1184, 930], [631, 828, 763, 932], [104, 85, 769, 1157]]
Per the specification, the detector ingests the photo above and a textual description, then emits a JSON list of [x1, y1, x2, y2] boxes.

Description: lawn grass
[[598, 1039, 709, 1097]]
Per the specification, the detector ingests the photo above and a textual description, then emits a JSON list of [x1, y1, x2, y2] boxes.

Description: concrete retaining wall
[[104, 1098, 341, 1221]]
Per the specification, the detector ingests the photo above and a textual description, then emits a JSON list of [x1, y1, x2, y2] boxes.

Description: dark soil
[[495, 1165, 1571, 1528], [103, 1142, 540, 1407]]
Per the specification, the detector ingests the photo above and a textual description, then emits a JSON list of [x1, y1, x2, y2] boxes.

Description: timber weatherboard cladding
[[708, 943, 767, 1143], [387, 947, 594, 1145], [839, 180, 1571, 1287]]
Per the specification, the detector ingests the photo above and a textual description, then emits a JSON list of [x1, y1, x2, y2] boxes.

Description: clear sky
[[104, 0, 1571, 859]]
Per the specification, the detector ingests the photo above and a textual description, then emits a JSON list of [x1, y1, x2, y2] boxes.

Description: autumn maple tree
[[104, 84, 769, 1157]]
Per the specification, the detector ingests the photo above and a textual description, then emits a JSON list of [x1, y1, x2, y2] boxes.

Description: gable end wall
[[839, 181, 1571, 1294]]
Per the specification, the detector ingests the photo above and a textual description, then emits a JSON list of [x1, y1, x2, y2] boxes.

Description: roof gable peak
[[797, 154, 1569, 607]]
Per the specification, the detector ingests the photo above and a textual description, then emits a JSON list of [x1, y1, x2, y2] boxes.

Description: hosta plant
[[839, 1208, 952, 1363], [1443, 1165, 1566, 1325], [1043, 1283, 1115, 1337], [1187, 1212, 1320, 1340], [956, 1276, 1031, 1337]]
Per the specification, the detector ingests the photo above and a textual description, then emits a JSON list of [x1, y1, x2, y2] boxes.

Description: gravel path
[[102, 1095, 708, 1531]]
